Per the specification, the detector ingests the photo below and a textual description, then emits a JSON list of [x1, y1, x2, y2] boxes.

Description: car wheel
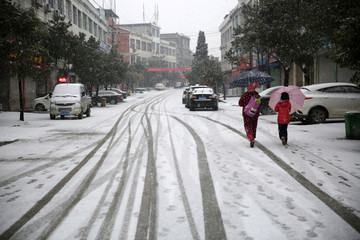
[[78, 109, 83, 119], [35, 104, 45, 111], [85, 106, 91, 117], [309, 107, 327, 124], [189, 106, 195, 111], [60, 115, 65, 119], [50, 114, 55, 120], [213, 105, 218, 111], [110, 98, 116, 104]]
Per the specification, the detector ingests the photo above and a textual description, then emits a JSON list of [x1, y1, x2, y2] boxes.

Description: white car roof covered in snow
[[300, 82, 357, 92]]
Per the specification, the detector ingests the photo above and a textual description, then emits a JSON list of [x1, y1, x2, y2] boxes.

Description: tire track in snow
[[171, 116, 227, 240], [134, 100, 158, 240], [0, 142, 97, 188], [93, 96, 163, 239], [36, 98, 158, 239], [201, 116, 360, 234], [0, 101, 140, 240], [164, 107, 201, 240]]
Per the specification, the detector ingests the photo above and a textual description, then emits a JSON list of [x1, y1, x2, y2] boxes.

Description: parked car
[[259, 85, 297, 115], [94, 90, 123, 105], [295, 82, 360, 124], [188, 87, 218, 111], [182, 87, 190, 104], [50, 83, 91, 119], [32, 94, 50, 111], [184, 84, 208, 108], [175, 81, 182, 88], [155, 83, 166, 90], [101, 88, 127, 99]]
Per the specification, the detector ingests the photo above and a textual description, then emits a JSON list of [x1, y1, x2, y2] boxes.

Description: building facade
[[117, 23, 177, 68], [160, 33, 192, 68], [2, 0, 111, 111]]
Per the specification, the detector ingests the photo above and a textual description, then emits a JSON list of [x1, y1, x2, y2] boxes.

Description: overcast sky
[[92, 0, 239, 57]]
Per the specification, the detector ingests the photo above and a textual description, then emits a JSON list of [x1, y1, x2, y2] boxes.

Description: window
[[147, 43, 152, 52], [58, 0, 64, 14], [102, 29, 106, 41], [94, 23, 98, 37], [142, 42, 146, 51], [48, 0, 54, 8], [78, 10, 82, 28], [98, 26, 102, 40], [83, 13, 87, 30], [89, 19, 93, 34], [72, 6, 77, 25], [130, 39, 135, 48], [319, 86, 345, 93], [136, 40, 140, 49], [344, 86, 360, 94], [66, 0, 71, 19]]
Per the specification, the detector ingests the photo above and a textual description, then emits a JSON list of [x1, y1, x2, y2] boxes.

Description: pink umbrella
[[268, 86, 306, 114]]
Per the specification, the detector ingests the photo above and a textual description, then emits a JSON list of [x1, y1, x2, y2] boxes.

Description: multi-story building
[[160, 33, 192, 68], [117, 23, 176, 68], [219, 4, 240, 75], [22, 0, 110, 49], [2, 0, 111, 111]]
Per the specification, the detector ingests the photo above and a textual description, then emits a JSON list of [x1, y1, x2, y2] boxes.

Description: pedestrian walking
[[274, 92, 292, 145], [238, 82, 262, 147]]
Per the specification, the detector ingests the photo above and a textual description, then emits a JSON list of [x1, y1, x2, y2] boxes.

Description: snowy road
[[0, 89, 359, 239]]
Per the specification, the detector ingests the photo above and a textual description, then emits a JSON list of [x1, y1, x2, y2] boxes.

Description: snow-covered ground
[[0, 89, 359, 239]]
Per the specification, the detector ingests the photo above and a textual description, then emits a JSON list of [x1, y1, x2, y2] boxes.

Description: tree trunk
[[267, 51, 271, 74], [223, 83, 226, 100], [302, 67, 310, 86], [284, 67, 291, 87], [18, 77, 24, 121], [249, 52, 253, 70]]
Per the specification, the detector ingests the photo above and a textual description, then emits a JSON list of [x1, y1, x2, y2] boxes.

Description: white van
[[155, 83, 166, 90], [49, 83, 92, 119]]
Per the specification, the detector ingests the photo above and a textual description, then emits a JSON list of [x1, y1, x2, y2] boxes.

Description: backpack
[[244, 95, 261, 117]]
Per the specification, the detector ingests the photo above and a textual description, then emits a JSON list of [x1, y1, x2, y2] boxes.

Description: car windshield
[[53, 85, 79, 96]]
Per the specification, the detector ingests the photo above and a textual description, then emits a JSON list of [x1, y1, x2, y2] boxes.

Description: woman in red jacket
[[275, 92, 291, 145]]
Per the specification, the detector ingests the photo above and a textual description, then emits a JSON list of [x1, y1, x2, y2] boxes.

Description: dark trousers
[[278, 124, 288, 142]]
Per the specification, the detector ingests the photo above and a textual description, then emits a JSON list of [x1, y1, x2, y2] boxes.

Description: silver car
[[50, 83, 92, 120], [32, 94, 50, 111], [296, 82, 360, 123]]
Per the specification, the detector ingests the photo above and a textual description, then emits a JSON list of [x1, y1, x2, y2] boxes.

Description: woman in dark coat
[[238, 82, 262, 147]]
